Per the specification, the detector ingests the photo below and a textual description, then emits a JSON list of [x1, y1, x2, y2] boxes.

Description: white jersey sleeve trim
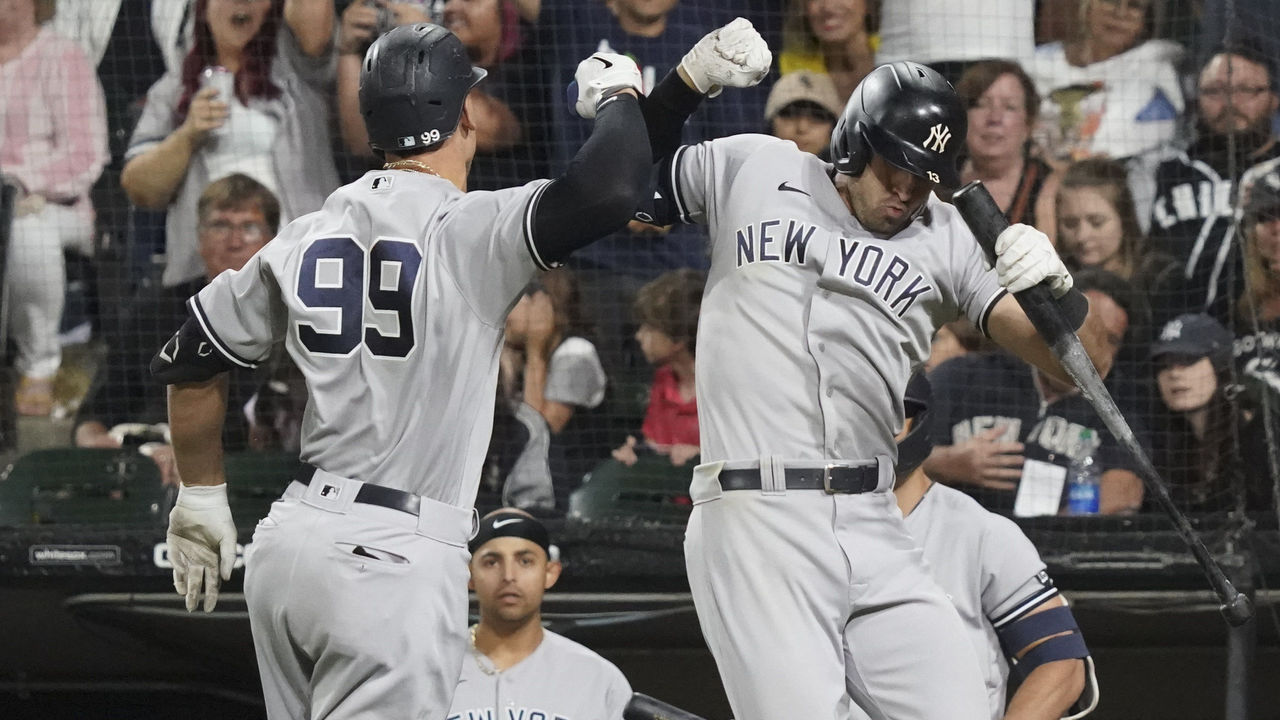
[[523, 180, 558, 272], [670, 145, 692, 225], [976, 287, 1008, 339], [990, 585, 1061, 628], [188, 296, 258, 369]]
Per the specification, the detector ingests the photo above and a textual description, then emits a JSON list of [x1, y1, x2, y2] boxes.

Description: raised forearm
[[337, 54, 373, 157], [120, 132, 198, 209], [168, 375, 230, 487], [284, 0, 335, 57]]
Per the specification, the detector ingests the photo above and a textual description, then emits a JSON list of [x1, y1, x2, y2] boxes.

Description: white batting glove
[[571, 52, 643, 120], [679, 17, 772, 98], [167, 483, 238, 613], [994, 224, 1073, 297]]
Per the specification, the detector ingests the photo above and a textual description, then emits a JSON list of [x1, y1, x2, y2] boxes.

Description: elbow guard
[[998, 604, 1098, 717], [151, 317, 240, 385], [998, 605, 1090, 680]]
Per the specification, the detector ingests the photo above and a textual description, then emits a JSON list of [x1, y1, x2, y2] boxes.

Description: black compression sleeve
[[530, 94, 651, 265], [643, 68, 705, 162]]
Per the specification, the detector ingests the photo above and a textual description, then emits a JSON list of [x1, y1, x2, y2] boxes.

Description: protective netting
[[0, 1, 1276, 569]]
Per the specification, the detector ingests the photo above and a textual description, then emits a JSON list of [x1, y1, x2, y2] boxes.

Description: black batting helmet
[[896, 371, 934, 478], [831, 62, 967, 187], [359, 24, 487, 154]]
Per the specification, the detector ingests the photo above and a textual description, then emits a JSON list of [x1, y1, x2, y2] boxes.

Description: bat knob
[[1221, 593, 1255, 627]]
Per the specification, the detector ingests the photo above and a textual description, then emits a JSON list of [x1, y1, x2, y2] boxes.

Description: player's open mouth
[[231, 12, 253, 26]]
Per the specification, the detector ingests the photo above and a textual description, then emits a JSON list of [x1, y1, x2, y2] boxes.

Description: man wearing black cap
[[886, 375, 1094, 720], [449, 509, 632, 720]]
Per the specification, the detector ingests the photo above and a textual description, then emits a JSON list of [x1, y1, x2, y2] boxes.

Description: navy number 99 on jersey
[[296, 237, 422, 357]]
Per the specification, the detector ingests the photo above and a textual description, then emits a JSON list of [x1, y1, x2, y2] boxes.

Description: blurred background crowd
[[3, 0, 1280, 525]]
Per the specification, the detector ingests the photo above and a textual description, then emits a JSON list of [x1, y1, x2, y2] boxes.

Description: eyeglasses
[[1199, 85, 1273, 101], [200, 219, 270, 242]]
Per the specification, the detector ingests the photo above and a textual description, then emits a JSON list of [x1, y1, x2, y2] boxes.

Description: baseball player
[[150, 24, 652, 719], [637, 21, 1116, 719], [880, 374, 1096, 720], [449, 508, 632, 720]]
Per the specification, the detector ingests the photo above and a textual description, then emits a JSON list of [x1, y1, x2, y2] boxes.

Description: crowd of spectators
[[3, 0, 1280, 520]]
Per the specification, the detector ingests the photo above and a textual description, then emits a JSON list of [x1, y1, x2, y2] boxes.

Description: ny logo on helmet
[[923, 124, 952, 153]]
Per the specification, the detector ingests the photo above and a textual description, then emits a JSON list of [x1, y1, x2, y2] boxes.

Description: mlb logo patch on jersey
[[371, 175, 393, 192], [320, 484, 340, 499]]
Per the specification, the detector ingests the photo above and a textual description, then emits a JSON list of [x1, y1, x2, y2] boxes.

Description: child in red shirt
[[613, 269, 705, 466]]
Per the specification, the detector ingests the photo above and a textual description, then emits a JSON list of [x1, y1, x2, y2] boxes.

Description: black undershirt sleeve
[[529, 94, 652, 265], [642, 69, 706, 163]]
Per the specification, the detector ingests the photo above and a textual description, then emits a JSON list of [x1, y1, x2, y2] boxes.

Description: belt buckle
[[822, 463, 841, 494]]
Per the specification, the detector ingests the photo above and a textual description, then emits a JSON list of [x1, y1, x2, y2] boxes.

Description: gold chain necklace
[[469, 624, 500, 676], [382, 159, 441, 177]]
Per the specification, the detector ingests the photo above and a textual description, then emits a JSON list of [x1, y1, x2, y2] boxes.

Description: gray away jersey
[[903, 483, 1060, 719], [190, 170, 552, 506], [448, 629, 632, 720], [668, 135, 1004, 462]]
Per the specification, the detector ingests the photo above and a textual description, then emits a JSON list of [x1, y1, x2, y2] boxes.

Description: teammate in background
[[449, 509, 632, 720], [613, 268, 706, 468], [152, 23, 652, 718], [882, 374, 1095, 720], [637, 21, 1116, 718]]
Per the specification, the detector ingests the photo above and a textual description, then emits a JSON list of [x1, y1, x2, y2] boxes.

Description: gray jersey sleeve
[[667, 134, 785, 225], [436, 179, 553, 325], [982, 512, 1059, 636], [545, 336, 606, 408], [936, 203, 1007, 337], [189, 250, 289, 367]]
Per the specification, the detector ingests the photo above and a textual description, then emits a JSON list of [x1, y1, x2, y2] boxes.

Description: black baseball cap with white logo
[[1150, 313, 1233, 368]]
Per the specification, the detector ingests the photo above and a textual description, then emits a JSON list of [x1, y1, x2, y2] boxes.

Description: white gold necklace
[[469, 624, 501, 676], [382, 159, 441, 177]]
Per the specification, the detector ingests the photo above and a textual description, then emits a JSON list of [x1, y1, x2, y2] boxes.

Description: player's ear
[[543, 559, 562, 590], [459, 95, 476, 136]]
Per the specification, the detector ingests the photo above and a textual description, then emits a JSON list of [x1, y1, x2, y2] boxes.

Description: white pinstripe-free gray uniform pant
[[245, 470, 476, 720]]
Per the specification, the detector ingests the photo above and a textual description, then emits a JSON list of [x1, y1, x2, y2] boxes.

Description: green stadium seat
[[567, 453, 695, 524], [0, 448, 165, 526]]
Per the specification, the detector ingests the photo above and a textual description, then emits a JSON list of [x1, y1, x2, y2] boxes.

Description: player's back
[[192, 170, 547, 506], [904, 484, 1055, 719]]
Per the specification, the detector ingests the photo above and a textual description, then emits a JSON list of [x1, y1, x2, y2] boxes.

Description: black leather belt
[[296, 465, 421, 517], [719, 464, 879, 494]]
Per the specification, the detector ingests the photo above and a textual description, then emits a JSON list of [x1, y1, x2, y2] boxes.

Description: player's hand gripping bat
[[951, 181, 1254, 628]]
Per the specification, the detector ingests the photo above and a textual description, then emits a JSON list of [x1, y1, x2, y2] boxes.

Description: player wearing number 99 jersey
[[149, 24, 650, 720]]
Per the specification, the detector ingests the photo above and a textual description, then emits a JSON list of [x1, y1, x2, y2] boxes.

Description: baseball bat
[[951, 181, 1255, 628], [624, 693, 710, 720]]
